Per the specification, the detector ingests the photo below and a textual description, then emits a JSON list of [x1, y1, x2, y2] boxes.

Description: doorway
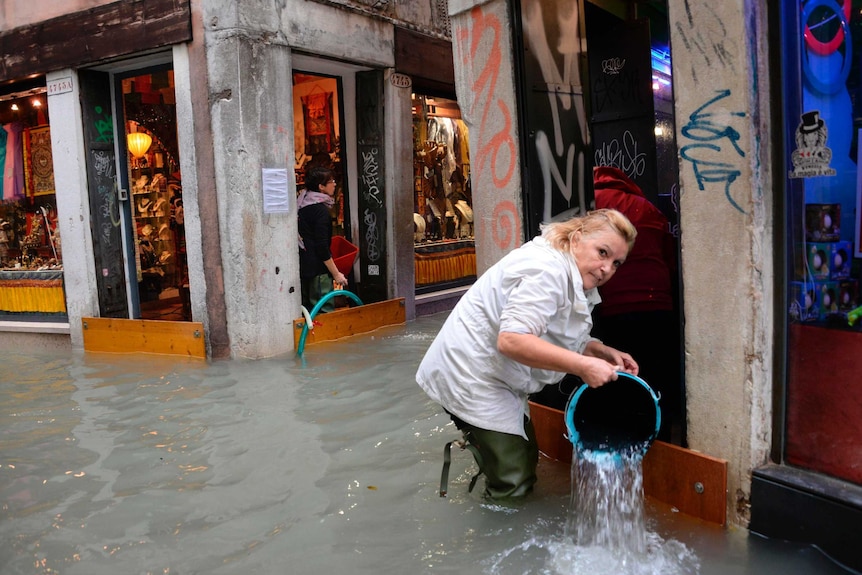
[[292, 70, 350, 243], [116, 66, 190, 321]]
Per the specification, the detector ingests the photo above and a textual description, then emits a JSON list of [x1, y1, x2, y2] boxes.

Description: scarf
[[297, 189, 334, 250], [297, 190, 334, 210]]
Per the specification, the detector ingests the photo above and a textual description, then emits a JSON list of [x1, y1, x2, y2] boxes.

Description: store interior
[[0, 83, 59, 272], [0, 80, 68, 320], [121, 70, 190, 321], [411, 93, 476, 293], [293, 72, 346, 236]]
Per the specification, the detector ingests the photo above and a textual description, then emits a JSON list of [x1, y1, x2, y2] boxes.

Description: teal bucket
[[564, 372, 661, 457]]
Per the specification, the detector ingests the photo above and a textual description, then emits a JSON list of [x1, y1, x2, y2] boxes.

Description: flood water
[[0, 312, 855, 575]]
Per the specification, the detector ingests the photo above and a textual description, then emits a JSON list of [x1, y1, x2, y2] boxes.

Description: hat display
[[138, 197, 153, 215], [153, 197, 169, 217]]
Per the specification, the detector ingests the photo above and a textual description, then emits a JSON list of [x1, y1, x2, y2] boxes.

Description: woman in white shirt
[[417, 209, 639, 499]]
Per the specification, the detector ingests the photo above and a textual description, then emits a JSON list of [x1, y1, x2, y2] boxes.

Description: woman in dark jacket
[[297, 166, 348, 313]]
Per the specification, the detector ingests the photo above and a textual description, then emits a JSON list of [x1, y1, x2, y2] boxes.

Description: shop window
[[783, 0, 862, 487], [0, 78, 67, 321], [412, 94, 477, 293]]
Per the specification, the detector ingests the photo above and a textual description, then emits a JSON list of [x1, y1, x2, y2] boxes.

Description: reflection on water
[[0, 313, 853, 575]]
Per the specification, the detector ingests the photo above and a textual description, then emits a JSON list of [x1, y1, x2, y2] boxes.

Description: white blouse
[[416, 236, 601, 438]]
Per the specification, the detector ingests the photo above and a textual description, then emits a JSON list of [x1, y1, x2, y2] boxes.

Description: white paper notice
[[262, 168, 292, 214]]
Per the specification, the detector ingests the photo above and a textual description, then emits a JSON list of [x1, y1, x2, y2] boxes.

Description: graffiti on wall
[[671, 5, 749, 214], [456, 6, 520, 250], [360, 146, 382, 262], [522, 1, 589, 224], [679, 89, 747, 214]]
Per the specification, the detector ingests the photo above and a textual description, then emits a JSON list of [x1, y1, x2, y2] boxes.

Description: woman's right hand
[[333, 272, 348, 287]]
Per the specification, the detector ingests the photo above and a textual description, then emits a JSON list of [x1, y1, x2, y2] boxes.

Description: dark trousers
[[301, 273, 335, 313], [449, 413, 539, 499]]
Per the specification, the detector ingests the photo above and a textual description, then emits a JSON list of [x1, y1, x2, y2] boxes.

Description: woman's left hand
[[584, 341, 639, 375]]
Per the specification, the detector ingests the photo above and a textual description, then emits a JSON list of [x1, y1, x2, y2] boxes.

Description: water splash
[[485, 450, 700, 575], [568, 451, 648, 556]]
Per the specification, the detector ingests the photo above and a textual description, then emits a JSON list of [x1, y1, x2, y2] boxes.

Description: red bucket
[[330, 236, 358, 275]]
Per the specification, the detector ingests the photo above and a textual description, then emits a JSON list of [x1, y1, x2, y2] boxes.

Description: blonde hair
[[541, 208, 637, 253]]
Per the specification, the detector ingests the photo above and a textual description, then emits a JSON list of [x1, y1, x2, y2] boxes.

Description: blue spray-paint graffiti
[[679, 89, 747, 213]]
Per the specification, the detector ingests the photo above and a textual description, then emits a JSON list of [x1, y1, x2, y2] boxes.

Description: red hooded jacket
[[593, 166, 676, 315]]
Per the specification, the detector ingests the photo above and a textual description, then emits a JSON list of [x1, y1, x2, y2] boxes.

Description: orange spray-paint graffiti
[[458, 6, 519, 250]]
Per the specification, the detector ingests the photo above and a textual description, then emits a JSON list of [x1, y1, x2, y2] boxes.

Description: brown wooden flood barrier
[[530, 400, 728, 526]]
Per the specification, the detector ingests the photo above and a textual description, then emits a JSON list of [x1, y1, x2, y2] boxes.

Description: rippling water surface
[[0, 313, 853, 574]]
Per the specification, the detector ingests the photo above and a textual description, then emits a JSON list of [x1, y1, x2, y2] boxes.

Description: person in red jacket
[[592, 166, 681, 443]]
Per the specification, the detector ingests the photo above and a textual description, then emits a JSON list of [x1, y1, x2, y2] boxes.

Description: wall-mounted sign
[[47, 76, 73, 96], [389, 73, 412, 89], [262, 168, 292, 214]]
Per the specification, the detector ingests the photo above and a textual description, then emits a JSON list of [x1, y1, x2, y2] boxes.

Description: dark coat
[[298, 202, 333, 279]]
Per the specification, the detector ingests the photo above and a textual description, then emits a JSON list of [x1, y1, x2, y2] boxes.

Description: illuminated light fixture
[[127, 132, 153, 158], [655, 126, 664, 136], [10, 103, 19, 111], [32, 99, 42, 108]]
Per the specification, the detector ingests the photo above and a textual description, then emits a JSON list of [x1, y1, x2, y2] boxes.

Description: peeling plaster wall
[[204, 33, 295, 359], [200, 0, 394, 69], [448, 0, 523, 272], [667, 0, 774, 525]]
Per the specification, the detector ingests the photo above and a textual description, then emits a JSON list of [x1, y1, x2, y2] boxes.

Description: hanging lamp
[[127, 132, 153, 158]]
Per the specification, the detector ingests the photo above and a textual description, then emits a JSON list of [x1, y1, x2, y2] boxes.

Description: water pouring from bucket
[[564, 372, 661, 461]]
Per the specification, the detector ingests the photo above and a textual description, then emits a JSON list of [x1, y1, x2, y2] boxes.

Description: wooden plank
[[530, 401, 573, 463], [529, 400, 728, 526], [0, 0, 192, 82], [293, 298, 406, 350], [394, 26, 455, 86], [643, 440, 728, 526], [82, 317, 205, 358]]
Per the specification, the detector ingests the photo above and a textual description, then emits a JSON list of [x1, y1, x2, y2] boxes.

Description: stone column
[[448, 0, 524, 272], [205, 27, 298, 358], [384, 69, 418, 320], [667, 0, 774, 525]]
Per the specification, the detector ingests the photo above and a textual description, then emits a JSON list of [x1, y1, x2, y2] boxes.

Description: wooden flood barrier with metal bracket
[[530, 400, 728, 526], [82, 317, 206, 358], [293, 298, 406, 351]]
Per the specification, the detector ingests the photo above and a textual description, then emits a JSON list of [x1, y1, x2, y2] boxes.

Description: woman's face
[[318, 177, 337, 196], [570, 227, 629, 290]]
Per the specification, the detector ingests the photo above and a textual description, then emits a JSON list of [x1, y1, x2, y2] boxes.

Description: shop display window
[[412, 94, 477, 293], [783, 0, 862, 486], [0, 78, 66, 320]]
